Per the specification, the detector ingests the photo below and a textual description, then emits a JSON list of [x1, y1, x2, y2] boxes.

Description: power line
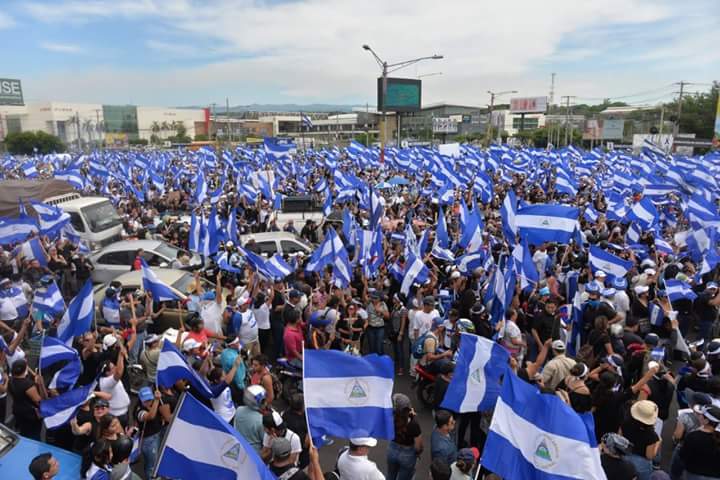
[[574, 84, 676, 101]]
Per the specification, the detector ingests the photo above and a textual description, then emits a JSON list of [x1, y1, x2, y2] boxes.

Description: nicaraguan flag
[[625, 196, 658, 229], [40, 381, 97, 429], [0, 215, 39, 244], [56, 280, 95, 345], [501, 189, 518, 244], [515, 204, 579, 246], [323, 188, 333, 216], [267, 254, 294, 279], [33, 280, 65, 317], [30, 200, 71, 238], [40, 336, 78, 367], [141, 258, 181, 302], [304, 349, 394, 441], [154, 392, 275, 480], [483, 372, 606, 480], [664, 279, 697, 302], [301, 113, 313, 129], [21, 237, 48, 267], [588, 245, 633, 280], [512, 236, 538, 292], [157, 340, 214, 399], [400, 252, 430, 296], [22, 161, 38, 178], [440, 333, 509, 413]]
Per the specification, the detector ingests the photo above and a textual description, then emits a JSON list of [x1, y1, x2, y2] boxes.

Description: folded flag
[[40, 381, 97, 429], [140, 258, 181, 302], [154, 392, 275, 480], [157, 340, 214, 399], [304, 349, 394, 441], [440, 333, 509, 413], [483, 372, 606, 480], [56, 280, 95, 345]]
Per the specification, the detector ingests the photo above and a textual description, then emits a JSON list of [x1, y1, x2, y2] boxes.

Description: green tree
[[663, 82, 719, 139], [3, 131, 66, 154], [194, 133, 209, 141]]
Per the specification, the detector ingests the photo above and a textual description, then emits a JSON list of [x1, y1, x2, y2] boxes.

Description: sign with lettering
[[0, 79, 23, 106]]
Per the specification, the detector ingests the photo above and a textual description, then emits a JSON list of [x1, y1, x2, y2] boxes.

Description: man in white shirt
[[532, 244, 549, 281], [612, 277, 631, 326], [411, 296, 440, 340], [261, 411, 302, 466], [98, 335, 131, 424], [337, 437, 385, 480]]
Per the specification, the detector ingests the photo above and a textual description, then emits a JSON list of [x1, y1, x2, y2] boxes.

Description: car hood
[[0, 437, 81, 479]]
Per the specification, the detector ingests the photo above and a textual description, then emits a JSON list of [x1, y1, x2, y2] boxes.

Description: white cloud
[[39, 42, 84, 53], [0, 12, 15, 29], [18, 0, 717, 105]]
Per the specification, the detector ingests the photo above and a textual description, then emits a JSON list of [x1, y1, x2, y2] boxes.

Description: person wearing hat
[[419, 316, 453, 375], [268, 437, 323, 480], [582, 281, 619, 344], [531, 296, 559, 363], [541, 339, 576, 391], [595, 270, 608, 288], [98, 334, 131, 426], [707, 338, 720, 373], [233, 292, 259, 357], [134, 386, 164, 480], [450, 447, 479, 480], [386, 393, 422, 480], [620, 400, 661, 480], [600, 433, 637, 480], [220, 336, 247, 405], [366, 290, 390, 356], [670, 391, 714, 478], [234, 385, 268, 454], [678, 405, 720, 479], [198, 270, 226, 338], [693, 282, 720, 344], [631, 285, 652, 336], [612, 277, 631, 325], [138, 333, 162, 384], [532, 243, 549, 281], [261, 411, 302, 465], [337, 437, 385, 480], [28, 452, 60, 480]]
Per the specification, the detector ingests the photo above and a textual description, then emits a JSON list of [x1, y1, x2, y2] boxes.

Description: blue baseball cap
[[613, 277, 627, 289], [138, 386, 154, 403], [585, 281, 601, 293], [201, 291, 216, 301]]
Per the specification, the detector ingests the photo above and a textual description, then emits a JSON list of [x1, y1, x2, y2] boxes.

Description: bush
[[194, 134, 209, 141], [3, 131, 66, 155], [128, 138, 149, 146]]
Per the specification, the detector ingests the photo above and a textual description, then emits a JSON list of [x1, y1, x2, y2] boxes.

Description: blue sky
[[1, 0, 718, 107]]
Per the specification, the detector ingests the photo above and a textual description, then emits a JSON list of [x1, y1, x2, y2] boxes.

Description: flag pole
[[301, 346, 315, 449], [152, 390, 188, 479]]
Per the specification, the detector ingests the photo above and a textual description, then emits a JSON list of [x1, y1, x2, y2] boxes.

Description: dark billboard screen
[[377, 77, 421, 112]]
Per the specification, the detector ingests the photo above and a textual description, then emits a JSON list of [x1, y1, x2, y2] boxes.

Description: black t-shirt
[[269, 464, 309, 480], [271, 291, 285, 324], [693, 292, 718, 323], [601, 454, 637, 480], [646, 377, 675, 421], [283, 410, 309, 469], [532, 311, 556, 343], [621, 418, 659, 456], [588, 329, 611, 357], [73, 408, 95, 453], [135, 403, 165, 437], [79, 351, 103, 386], [679, 430, 720, 476], [593, 389, 632, 442], [621, 330, 644, 348], [433, 377, 450, 410], [393, 418, 421, 446], [9, 376, 37, 420]]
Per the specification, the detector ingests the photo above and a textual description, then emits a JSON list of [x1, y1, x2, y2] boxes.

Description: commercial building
[[401, 103, 488, 139], [258, 111, 389, 146]]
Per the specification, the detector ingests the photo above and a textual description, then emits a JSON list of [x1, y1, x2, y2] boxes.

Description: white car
[[238, 232, 314, 258], [89, 239, 202, 284]]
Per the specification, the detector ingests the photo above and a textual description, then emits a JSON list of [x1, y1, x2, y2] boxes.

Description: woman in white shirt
[[208, 354, 244, 423]]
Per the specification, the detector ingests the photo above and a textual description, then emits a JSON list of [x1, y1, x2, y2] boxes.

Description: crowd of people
[[1, 141, 720, 480]]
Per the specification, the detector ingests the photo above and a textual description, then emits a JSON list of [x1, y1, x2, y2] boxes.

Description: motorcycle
[[414, 364, 436, 409], [273, 357, 304, 402]]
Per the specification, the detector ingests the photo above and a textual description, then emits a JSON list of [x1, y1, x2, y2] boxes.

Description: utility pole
[[561, 96, 575, 146], [673, 81, 687, 138], [484, 89, 518, 146], [226, 97, 232, 143], [549, 72, 556, 106]]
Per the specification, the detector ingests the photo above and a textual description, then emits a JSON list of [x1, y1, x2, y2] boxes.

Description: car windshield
[[171, 272, 195, 294], [155, 242, 184, 260], [82, 201, 122, 233]]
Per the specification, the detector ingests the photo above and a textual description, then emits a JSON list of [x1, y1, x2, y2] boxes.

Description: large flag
[[440, 333, 509, 413], [40, 381, 97, 429], [512, 236, 538, 292], [500, 189, 518, 243], [664, 279, 698, 303], [400, 252, 430, 296], [304, 350, 394, 441], [483, 372, 606, 480], [156, 340, 215, 399], [155, 392, 275, 480], [32, 280, 65, 316], [140, 258, 181, 301], [30, 200, 71, 238], [515, 204, 579, 245], [56, 280, 95, 345], [20, 237, 48, 267]]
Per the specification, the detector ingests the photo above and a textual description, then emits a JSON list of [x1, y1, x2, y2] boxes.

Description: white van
[[44, 193, 123, 250]]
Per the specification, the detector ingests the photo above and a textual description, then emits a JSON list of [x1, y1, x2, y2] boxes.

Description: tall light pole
[[362, 44, 443, 158], [485, 90, 517, 146]]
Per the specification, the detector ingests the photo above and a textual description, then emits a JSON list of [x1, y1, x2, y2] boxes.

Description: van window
[[69, 212, 85, 232], [281, 240, 309, 255], [255, 241, 278, 255], [282, 195, 321, 213], [82, 201, 122, 233], [98, 251, 132, 266]]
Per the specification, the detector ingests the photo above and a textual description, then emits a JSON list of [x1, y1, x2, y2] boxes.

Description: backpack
[[412, 332, 435, 359]]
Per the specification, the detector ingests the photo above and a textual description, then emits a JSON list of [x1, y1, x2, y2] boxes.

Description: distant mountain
[[177, 103, 363, 113]]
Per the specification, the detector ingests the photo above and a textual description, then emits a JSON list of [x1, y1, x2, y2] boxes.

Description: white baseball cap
[[182, 338, 202, 351], [350, 437, 377, 447]]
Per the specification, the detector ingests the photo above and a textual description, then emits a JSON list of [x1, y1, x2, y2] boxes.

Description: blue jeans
[[142, 431, 162, 479], [366, 326, 385, 355], [386, 442, 417, 480], [626, 454, 653, 480], [130, 330, 146, 364]]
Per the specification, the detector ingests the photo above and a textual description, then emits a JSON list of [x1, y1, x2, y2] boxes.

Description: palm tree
[[82, 119, 94, 143], [160, 121, 170, 135], [150, 121, 161, 135]]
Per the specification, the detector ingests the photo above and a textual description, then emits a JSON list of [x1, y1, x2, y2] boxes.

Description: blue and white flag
[[30, 200, 71, 238], [483, 372, 606, 480], [400, 252, 430, 296], [194, 169, 208, 205], [625, 196, 658, 229], [22, 161, 38, 178], [33, 280, 65, 316], [157, 340, 214, 399], [304, 349, 394, 441], [56, 280, 95, 345], [440, 333, 509, 413], [501, 189, 518, 243], [515, 204, 579, 245], [0, 215, 39, 244], [40, 336, 78, 368], [588, 245, 633, 280], [664, 279, 697, 303], [141, 258, 181, 302], [267, 254, 294, 279], [154, 392, 275, 480], [512, 236, 538, 292], [301, 113, 313, 129], [20, 237, 47, 267], [40, 381, 97, 429]]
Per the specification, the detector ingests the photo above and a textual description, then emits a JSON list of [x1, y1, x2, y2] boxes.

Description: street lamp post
[[485, 89, 517, 146], [362, 45, 442, 157]]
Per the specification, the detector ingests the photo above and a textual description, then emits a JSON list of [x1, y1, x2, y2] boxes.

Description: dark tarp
[[0, 179, 74, 218]]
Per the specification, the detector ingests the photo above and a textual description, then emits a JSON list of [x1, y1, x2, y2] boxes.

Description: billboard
[[0, 79, 23, 106], [601, 119, 624, 140], [377, 77, 421, 112], [432, 117, 458, 133], [715, 94, 720, 146], [510, 96, 547, 113]]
